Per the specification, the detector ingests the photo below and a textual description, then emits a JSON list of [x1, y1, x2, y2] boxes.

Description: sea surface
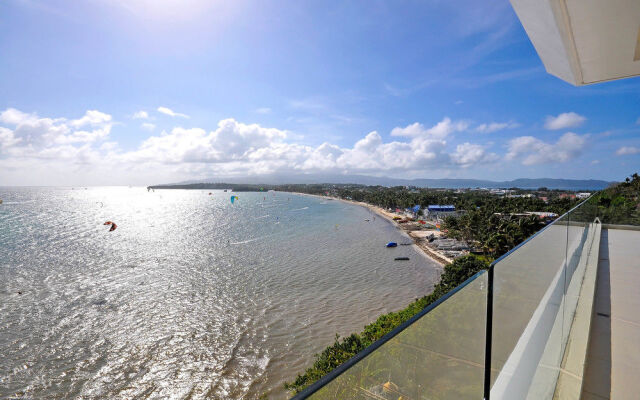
[[0, 187, 442, 399]]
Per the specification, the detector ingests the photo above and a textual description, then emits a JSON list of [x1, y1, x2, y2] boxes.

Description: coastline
[[295, 192, 450, 267]]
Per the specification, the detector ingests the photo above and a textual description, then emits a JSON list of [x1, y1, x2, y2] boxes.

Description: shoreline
[[295, 192, 450, 267]]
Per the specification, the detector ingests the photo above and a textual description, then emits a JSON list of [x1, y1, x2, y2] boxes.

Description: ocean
[[0, 187, 442, 399]]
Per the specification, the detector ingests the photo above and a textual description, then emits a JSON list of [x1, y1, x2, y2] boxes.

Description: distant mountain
[[154, 174, 614, 191]]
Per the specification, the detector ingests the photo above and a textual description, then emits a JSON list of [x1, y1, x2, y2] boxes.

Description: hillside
[[152, 176, 613, 191]]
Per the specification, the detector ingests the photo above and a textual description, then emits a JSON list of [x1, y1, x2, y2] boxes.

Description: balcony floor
[[582, 228, 640, 400]]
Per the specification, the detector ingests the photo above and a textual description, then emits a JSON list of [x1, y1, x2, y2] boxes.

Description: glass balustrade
[[295, 198, 603, 400]]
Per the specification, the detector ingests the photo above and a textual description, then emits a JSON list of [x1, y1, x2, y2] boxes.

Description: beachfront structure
[[525, 211, 559, 219], [290, 3, 640, 399], [507, 193, 535, 198], [426, 205, 456, 220], [427, 204, 455, 213]]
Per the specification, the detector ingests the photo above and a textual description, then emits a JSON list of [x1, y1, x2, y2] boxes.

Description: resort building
[[426, 205, 456, 218]]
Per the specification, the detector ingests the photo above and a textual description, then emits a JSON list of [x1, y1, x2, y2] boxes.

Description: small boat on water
[[386, 242, 398, 248], [394, 257, 410, 261]]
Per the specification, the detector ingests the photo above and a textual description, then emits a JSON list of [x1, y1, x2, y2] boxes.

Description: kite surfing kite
[[103, 221, 117, 232], [230, 195, 239, 204]]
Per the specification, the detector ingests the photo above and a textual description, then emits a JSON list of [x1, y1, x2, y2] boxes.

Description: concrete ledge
[[601, 224, 640, 231], [554, 221, 602, 399]]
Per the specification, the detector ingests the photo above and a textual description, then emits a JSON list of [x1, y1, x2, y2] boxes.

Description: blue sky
[[1, 0, 638, 185]]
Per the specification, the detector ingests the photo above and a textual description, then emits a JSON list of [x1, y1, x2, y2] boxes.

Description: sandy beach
[[296, 192, 452, 267]]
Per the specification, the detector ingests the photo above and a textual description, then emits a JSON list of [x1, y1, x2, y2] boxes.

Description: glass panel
[[308, 272, 488, 400], [562, 208, 593, 349], [490, 215, 569, 399], [554, 206, 600, 396], [526, 210, 594, 399]]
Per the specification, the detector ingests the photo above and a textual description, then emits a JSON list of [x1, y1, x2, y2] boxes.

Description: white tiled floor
[[582, 229, 640, 400]]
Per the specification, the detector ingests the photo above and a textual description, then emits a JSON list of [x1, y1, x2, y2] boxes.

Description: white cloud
[[0, 108, 112, 148], [506, 132, 587, 165], [0, 108, 114, 185], [0, 108, 503, 185], [475, 121, 520, 133], [426, 118, 469, 138], [544, 112, 586, 130], [124, 117, 488, 175], [616, 146, 640, 156], [451, 143, 499, 167], [126, 118, 289, 164], [0, 126, 21, 149], [70, 110, 112, 128], [255, 107, 271, 114], [391, 118, 469, 139], [390, 122, 428, 137], [591, 160, 600, 165], [157, 106, 189, 118], [141, 122, 155, 131], [133, 110, 149, 119], [0, 108, 38, 125]]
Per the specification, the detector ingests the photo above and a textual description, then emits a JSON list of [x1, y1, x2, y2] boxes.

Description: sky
[[0, 0, 639, 186]]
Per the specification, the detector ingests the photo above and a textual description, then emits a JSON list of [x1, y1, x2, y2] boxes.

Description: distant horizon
[[0, 174, 618, 190], [149, 175, 615, 191]]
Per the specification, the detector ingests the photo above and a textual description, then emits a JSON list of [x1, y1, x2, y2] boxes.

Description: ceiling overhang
[[510, 0, 640, 85]]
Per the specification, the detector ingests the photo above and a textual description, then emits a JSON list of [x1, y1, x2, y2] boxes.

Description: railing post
[[484, 265, 494, 400]]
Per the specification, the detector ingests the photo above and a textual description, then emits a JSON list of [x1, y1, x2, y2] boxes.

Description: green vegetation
[[442, 211, 545, 259], [589, 172, 640, 225], [277, 184, 577, 214], [284, 255, 489, 395]]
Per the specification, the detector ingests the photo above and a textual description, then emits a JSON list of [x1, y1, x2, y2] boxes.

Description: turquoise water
[[0, 187, 442, 399]]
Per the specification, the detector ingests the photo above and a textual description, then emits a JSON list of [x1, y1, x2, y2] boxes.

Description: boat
[[386, 242, 398, 248], [394, 257, 410, 261]]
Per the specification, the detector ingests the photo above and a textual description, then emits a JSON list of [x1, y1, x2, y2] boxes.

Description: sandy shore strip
[[294, 192, 451, 267]]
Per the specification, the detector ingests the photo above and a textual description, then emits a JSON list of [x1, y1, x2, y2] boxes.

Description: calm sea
[[0, 187, 442, 399]]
